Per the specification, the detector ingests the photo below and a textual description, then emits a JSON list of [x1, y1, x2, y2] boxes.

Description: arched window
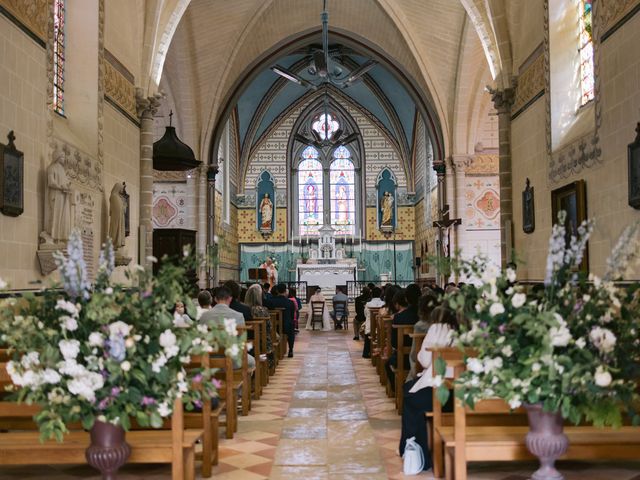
[[298, 146, 323, 235], [53, 0, 66, 115], [578, 0, 594, 105], [330, 147, 355, 235], [312, 113, 340, 140]]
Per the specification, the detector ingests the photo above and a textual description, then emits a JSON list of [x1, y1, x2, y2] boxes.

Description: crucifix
[[432, 204, 461, 259]]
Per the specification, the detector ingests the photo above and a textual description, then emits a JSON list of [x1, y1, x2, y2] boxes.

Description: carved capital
[[450, 155, 472, 172], [487, 83, 516, 114], [135, 88, 164, 119]]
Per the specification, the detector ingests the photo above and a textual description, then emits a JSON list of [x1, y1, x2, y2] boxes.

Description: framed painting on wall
[[551, 179, 588, 273], [0, 131, 24, 217]]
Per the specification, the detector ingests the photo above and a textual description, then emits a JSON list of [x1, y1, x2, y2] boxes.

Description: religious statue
[[380, 191, 394, 227], [44, 149, 74, 244], [109, 182, 126, 248], [259, 193, 273, 231], [522, 178, 535, 234]]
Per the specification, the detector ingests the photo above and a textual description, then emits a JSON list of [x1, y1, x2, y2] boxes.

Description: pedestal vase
[[525, 403, 568, 480], [85, 420, 131, 480]]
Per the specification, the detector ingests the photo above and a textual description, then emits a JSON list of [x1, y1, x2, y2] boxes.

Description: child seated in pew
[[406, 290, 439, 382], [398, 305, 458, 471]]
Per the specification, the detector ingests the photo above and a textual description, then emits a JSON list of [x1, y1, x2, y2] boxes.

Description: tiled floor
[[2, 329, 640, 479]]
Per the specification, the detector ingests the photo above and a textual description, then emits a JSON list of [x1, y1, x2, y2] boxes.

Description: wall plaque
[[628, 123, 640, 209], [0, 131, 24, 216]]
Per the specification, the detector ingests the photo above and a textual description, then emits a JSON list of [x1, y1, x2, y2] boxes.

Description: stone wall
[[0, 13, 48, 288]]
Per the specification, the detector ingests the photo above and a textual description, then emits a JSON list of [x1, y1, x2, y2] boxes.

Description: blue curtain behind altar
[[239, 242, 414, 283]]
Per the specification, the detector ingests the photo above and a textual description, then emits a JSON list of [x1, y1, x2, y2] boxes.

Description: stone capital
[[135, 88, 164, 119], [487, 83, 516, 114], [449, 155, 472, 172]]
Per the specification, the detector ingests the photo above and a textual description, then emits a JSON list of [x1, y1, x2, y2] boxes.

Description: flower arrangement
[[0, 230, 242, 441], [437, 212, 640, 427]]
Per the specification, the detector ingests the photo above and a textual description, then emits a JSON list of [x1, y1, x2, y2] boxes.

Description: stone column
[[197, 163, 208, 289], [136, 89, 162, 269], [450, 155, 472, 256], [489, 86, 515, 267], [207, 164, 219, 288]]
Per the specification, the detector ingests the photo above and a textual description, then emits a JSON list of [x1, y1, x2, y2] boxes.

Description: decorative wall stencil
[[465, 176, 501, 230], [104, 51, 136, 119], [238, 208, 287, 243], [600, 0, 640, 37], [513, 48, 545, 117], [0, 130, 24, 216], [153, 170, 188, 182], [0, 0, 48, 42], [152, 183, 187, 229], [53, 139, 103, 192], [465, 155, 499, 175], [365, 207, 415, 241]]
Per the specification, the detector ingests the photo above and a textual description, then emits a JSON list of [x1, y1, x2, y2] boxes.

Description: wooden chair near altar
[[310, 301, 325, 330], [332, 300, 348, 330]]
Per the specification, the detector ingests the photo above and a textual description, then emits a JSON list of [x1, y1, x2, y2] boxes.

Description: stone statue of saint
[[259, 193, 273, 230], [109, 182, 126, 249], [381, 191, 394, 227], [45, 149, 73, 244]]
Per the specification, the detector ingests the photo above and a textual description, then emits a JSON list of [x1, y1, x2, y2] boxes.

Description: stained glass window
[[578, 0, 594, 105], [298, 153, 323, 236], [330, 153, 355, 236], [312, 113, 340, 141], [53, 0, 66, 115]]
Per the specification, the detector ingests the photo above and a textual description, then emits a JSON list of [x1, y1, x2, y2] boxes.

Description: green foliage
[[0, 234, 242, 441]]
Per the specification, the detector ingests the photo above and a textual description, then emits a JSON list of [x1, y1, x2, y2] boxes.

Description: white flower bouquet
[[438, 213, 640, 427], [0, 230, 242, 441]]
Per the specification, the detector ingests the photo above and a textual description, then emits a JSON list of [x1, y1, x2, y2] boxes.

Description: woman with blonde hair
[[245, 283, 275, 370]]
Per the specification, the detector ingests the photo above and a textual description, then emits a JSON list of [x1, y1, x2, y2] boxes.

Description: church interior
[[1, 0, 640, 479]]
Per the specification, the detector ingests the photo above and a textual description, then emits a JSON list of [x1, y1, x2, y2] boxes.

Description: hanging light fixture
[[153, 111, 201, 171]]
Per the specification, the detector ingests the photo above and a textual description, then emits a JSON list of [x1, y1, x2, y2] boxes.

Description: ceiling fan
[[270, 0, 378, 91]]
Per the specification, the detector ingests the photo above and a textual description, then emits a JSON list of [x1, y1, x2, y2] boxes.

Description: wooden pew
[[273, 308, 286, 359], [246, 319, 267, 398], [430, 350, 640, 480], [393, 324, 414, 414], [369, 308, 381, 368], [210, 350, 241, 439], [0, 398, 201, 480], [236, 325, 255, 416], [379, 315, 393, 396], [269, 311, 281, 371]]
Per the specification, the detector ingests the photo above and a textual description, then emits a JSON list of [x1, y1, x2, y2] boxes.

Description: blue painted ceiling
[[235, 46, 418, 154]]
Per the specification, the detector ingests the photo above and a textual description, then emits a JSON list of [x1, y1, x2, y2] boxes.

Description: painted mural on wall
[[256, 171, 275, 233], [152, 182, 187, 229], [464, 176, 500, 230]]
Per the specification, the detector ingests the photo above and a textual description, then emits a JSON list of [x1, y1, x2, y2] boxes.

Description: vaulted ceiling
[[158, 0, 498, 166]]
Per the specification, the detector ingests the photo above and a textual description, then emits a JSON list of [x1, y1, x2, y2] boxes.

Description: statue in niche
[[108, 182, 132, 266], [522, 178, 535, 234], [109, 182, 126, 249], [122, 183, 131, 237], [43, 149, 74, 245], [259, 193, 273, 231], [380, 191, 394, 227]]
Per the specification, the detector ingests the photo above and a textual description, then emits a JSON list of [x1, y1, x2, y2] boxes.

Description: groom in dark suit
[[264, 283, 296, 357]]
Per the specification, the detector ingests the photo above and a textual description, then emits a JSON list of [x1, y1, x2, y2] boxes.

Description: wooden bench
[[0, 398, 201, 480], [269, 311, 281, 370], [430, 349, 640, 480], [272, 308, 286, 359], [246, 319, 268, 398], [369, 308, 381, 368], [393, 323, 414, 414]]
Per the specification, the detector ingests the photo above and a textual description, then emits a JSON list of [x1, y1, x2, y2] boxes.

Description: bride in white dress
[[304, 288, 332, 331]]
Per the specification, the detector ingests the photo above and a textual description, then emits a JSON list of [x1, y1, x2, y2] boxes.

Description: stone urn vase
[[525, 403, 568, 480], [85, 420, 131, 480]]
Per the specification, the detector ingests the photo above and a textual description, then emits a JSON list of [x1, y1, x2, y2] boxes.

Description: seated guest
[[354, 286, 371, 341], [362, 286, 391, 358], [245, 283, 276, 371], [265, 283, 296, 357], [406, 290, 438, 382], [224, 280, 252, 322], [262, 282, 272, 300], [399, 306, 458, 469], [172, 300, 193, 328], [196, 290, 213, 320], [331, 286, 349, 330], [385, 284, 421, 392], [200, 286, 255, 369], [288, 287, 301, 332]]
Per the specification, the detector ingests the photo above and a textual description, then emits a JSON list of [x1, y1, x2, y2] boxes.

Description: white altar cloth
[[297, 262, 356, 290]]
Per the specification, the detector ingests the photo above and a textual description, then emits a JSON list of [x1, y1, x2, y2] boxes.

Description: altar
[[297, 261, 357, 291]]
